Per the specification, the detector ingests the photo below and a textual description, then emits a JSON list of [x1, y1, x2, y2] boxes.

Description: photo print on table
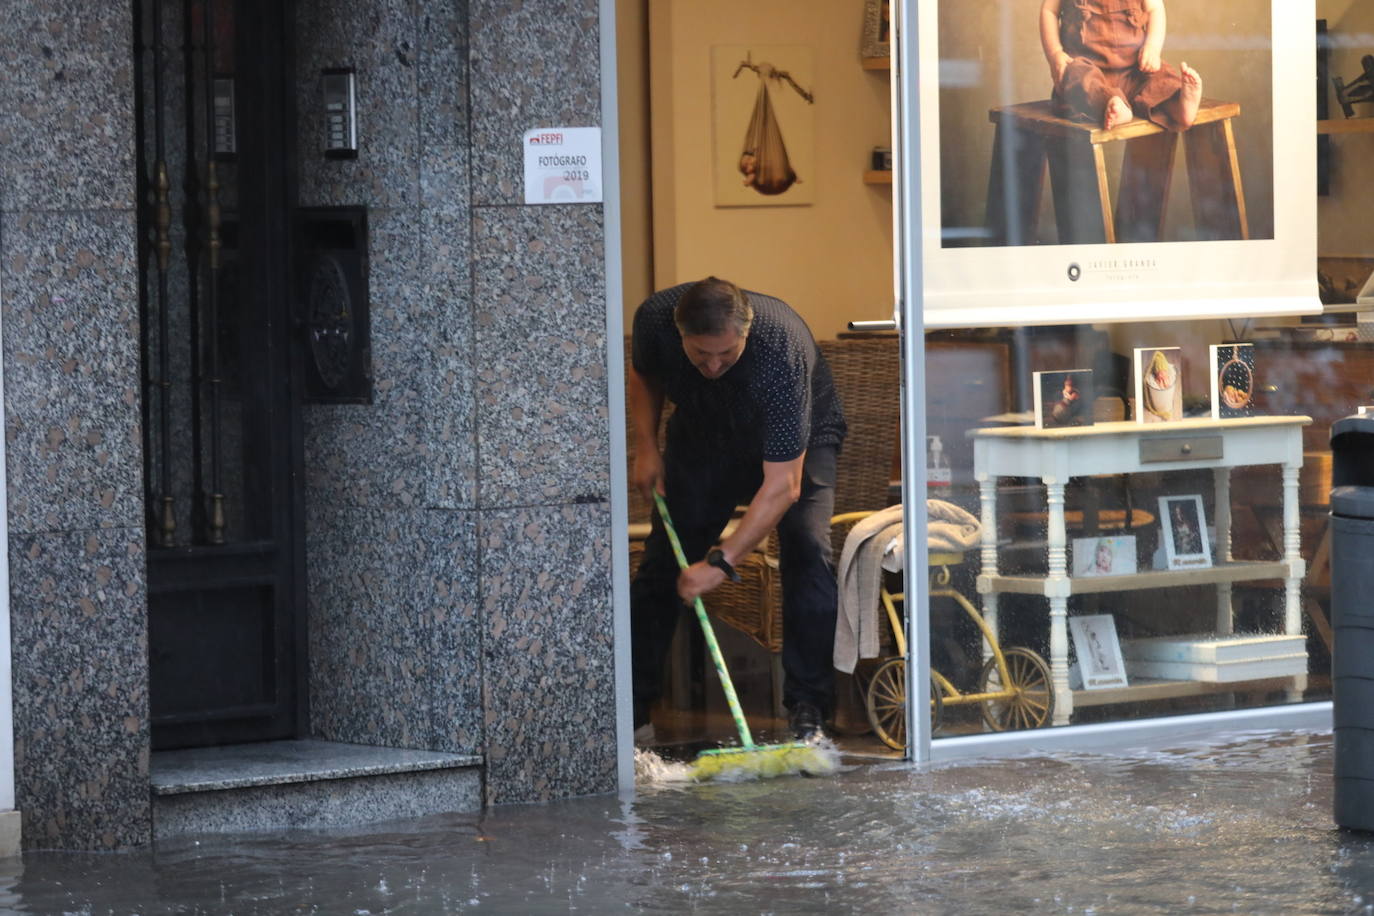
[[1135, 347, 1183, 423], [1210, 343, 1255, 419], [1033, 369, 1095, 429]]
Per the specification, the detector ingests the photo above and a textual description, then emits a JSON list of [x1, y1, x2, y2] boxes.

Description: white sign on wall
[[522, 127, 603, 205]]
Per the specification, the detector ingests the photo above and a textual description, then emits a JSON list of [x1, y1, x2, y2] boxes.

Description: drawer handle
[[1139, 435, 1223, 463]]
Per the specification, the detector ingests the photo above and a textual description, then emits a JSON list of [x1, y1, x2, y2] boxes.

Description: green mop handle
[[653, 492, 756, 749]]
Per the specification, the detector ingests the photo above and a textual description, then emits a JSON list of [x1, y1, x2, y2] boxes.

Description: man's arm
[[1139, 0, 1165, 72], [675, 453, 804, 601], [628, 366, 666, 499], [1039, 0, 1071, 85]]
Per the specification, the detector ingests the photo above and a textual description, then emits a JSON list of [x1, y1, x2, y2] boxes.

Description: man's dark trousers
[[630, 442, 838, 720]]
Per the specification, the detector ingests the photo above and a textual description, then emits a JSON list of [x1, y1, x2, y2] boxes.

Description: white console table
[[973, 416, 1310, 725]]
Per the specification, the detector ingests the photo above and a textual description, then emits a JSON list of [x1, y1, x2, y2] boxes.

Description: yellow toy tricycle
[[855, 543, 1055, 749]]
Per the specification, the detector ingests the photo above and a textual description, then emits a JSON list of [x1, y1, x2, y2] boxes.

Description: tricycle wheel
[[864, 657, 943, 750], [977, 647, 1054, 731]]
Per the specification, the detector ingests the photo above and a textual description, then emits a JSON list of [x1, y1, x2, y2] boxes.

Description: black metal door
[[135, 0, 305, 749]]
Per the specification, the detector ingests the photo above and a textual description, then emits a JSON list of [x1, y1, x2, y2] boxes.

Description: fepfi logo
[[528, 132, 563, 146]]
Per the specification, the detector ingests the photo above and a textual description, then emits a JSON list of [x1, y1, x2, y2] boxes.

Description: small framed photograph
[[1159, 494, 1213, 570], [861, 0, 890, 59], [1033, 369, 1095, 429], [1134, 347, 1183, 423], [1072, 535, 1137, 577], [1210, 343, 1255, 419], [1069, 614, 1128, 690]]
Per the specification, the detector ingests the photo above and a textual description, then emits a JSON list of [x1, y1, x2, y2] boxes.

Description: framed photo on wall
[[711, 45, 815, 208], [1159, 494, 1212, 570], [914, 1, 1319, 328]]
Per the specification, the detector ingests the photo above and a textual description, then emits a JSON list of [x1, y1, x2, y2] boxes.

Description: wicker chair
[[819, 336, 902, 542]]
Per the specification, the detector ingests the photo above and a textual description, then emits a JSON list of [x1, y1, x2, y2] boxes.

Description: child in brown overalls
[[1040, 0, 1202, 131]]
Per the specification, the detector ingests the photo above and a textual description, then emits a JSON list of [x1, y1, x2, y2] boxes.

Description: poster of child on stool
[[912, 0, 1317, 329]]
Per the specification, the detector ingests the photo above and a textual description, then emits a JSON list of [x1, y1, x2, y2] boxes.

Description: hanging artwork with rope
[[713, 45, 815, 207]]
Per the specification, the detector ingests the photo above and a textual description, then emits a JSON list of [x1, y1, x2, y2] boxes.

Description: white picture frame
[[916, 0, 1319, 328], [1072, 535, 1137, 577], [1069, 614, 1128, 690], [1159, 494, 1213, 570], [861, 0, 890, 59]]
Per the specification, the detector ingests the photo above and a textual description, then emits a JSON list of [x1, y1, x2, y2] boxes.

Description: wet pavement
[[7, 727, 1374, 914]]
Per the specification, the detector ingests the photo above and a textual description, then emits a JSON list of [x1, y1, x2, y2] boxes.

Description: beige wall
[[618, 0, 655, 314], [633, 0, 894, 341]]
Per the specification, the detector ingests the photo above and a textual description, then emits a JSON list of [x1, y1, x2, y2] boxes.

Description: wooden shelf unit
[[1072, 676, 1297, 709], [973, 416, 1311, 726], [981, 560, 1290, 597]]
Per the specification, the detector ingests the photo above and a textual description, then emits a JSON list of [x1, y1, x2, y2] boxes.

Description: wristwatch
[[705, 548, 741, 582]]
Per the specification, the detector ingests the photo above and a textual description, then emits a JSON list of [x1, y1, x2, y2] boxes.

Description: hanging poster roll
[[915, 0, 1319, 328]]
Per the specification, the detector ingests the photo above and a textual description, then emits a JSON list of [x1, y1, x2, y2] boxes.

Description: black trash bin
[[1331, 414, 1374, 831]]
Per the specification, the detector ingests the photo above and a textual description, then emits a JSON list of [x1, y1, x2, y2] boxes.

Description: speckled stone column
[[298, 1, 484, 757], [0, 3, 151, 849], [469, 0, 616, 804], [300, 0, 615, 806]]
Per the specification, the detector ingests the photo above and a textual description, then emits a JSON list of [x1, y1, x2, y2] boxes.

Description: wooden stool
[[985, 98, 1249, 245]]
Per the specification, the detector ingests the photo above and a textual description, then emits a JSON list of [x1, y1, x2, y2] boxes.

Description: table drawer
[[1139, 434, 1224, 463]]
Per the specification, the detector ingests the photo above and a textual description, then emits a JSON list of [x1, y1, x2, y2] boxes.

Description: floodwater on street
[[5, 729, 1374, 914]]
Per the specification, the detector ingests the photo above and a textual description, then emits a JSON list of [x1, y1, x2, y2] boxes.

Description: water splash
[[634, 748, 695, 784], [635, 737, 842, 786]]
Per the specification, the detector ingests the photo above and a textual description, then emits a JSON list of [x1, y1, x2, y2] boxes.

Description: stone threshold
[[151, 738, 481, 795]]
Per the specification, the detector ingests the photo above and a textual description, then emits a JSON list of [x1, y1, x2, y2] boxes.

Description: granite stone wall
[[301, 0, 617, 803], [469, 0, 616, 802], [0, 3, 151, 849], [0, 0, 615, 852]]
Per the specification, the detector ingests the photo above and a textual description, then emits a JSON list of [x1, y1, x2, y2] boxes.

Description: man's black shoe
[[788, 701, 825, 740]]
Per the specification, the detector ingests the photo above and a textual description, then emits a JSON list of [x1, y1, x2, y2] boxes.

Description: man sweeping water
[[629, 276, 846, 766]]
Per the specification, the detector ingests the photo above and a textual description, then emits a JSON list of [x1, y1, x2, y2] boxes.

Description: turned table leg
[[1046, 478, 1072, 726], [1214, 466, 1234, 635]]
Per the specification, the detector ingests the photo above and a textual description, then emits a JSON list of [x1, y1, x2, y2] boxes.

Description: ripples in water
[[8, 729, 1374, 914]]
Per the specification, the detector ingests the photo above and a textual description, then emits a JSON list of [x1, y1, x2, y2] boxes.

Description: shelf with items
[[861, 54, 892, 182], [972, 416, 1311, 726], [1071, 675, 1297, 709], [980, 559, 1292, 597]]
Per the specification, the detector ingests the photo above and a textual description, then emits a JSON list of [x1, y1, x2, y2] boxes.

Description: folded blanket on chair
[[833, 500, 982, 673], [882, 499, 982, 571], [834, 505, 902, 674]]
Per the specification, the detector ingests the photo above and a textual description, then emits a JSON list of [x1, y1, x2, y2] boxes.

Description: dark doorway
[[134, 0, 305, 749]]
